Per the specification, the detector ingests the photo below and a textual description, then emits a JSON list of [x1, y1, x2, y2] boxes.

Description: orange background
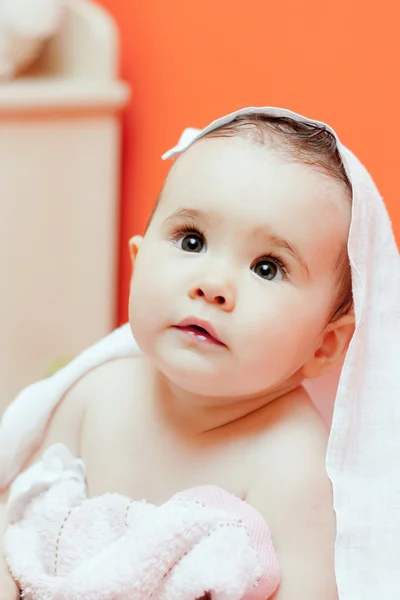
[[96, 0, 400, 325]]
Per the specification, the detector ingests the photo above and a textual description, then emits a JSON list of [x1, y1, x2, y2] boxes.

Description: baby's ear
[[128, 235, 143, 266], [302, 314, 355, 379]]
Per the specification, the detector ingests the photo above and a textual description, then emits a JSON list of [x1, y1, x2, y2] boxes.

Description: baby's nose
[[189, 279, 235, 312]]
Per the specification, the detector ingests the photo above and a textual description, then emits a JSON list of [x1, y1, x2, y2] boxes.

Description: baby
[[0, 108, 357, 599]]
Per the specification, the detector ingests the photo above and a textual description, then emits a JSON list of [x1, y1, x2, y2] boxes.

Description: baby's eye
[[252, 258, 285, 281], [178, 233, 206, 253]]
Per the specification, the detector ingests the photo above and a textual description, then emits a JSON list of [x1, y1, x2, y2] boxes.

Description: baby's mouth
[[174, 320, 226, 346]]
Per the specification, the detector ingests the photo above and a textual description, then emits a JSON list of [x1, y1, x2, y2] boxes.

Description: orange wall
[[96, 0, 400, 325]]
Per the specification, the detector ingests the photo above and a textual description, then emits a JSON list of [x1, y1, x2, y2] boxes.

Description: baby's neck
[[146, 359, 304, 436]]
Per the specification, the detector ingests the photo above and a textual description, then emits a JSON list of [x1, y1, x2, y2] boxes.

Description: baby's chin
[[151, 351, 277, 402], [132, 327, 297, 400], [155, 350, 237, 398]]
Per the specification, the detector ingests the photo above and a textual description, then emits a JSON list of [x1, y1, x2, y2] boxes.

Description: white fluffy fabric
[[4, 445, 280, 600]]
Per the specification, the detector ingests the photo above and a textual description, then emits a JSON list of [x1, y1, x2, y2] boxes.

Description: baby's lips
[[176, 316, 226, 346]]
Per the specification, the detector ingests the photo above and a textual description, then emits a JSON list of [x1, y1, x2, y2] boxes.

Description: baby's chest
[[83, 408, 261, 505]]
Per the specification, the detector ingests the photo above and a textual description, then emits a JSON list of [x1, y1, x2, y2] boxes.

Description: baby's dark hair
[[204, 114, 353, 323]]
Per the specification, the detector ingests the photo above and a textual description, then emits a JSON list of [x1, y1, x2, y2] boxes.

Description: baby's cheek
[[239, 301, 318, 368], [129, 271, 159, 340], [132, 250, 168, 299], [129, 256, 179, 346]]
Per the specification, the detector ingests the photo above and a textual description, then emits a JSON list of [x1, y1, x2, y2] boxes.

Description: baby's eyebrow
[[163, 208, 214, 227], [253, 227, 310, 278]]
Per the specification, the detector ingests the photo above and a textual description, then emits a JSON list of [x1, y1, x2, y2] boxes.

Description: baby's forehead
[[162, 136, 350, 220]]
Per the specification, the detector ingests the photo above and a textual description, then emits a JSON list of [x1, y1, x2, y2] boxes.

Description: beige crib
[[0, 0, 130, 411]]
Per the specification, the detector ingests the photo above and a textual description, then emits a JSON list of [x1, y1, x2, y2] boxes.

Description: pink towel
[[4, 444, 280, 600]]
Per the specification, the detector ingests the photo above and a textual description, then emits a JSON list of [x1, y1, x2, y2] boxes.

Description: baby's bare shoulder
[[262, 386, 327, 443], [23, 357, 142, 469], [243, 388, 330, 500], [258, 393, 328, 473]]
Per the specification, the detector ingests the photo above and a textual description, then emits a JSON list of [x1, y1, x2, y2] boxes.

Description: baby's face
[[129, 136, 351, 399]]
